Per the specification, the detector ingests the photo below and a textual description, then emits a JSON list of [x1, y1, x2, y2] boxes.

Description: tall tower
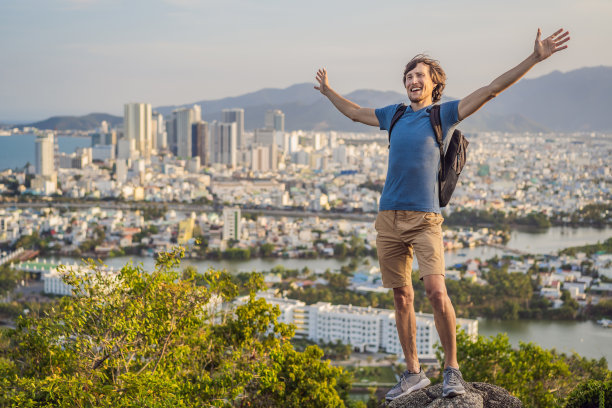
[[222, 108, 244, 150], [124, 103, 152, 158], [175, 108, 193, 158], [174, 105, 202, 158], [211, 121, 237, 168], [191, 121, 209, 165], [35, 132, 55, 176]]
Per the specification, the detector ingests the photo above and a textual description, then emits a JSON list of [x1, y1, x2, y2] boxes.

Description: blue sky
[[1, 0, 610, 121]]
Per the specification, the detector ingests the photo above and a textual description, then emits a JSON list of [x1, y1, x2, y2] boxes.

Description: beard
[[408, 91, 429, 103]]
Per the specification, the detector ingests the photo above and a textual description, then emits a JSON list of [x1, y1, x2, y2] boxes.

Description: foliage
[[436, 330, 611, 408], [15, 231, 51, 253], [222, 247, 251, 260], [141, 205, 168, 221], [446, 205, 612, 229], [0, 246, 354, 407], [0, 264, 21, 298], [553, 203, 612, 228], [259, 243, 275, 257], [559, 237, 612, 257], [584, 298, 612, 320], [564, 379, 612, 408]]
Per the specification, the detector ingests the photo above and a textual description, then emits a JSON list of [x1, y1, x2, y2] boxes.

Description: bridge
[[483, 243, 530, 256]]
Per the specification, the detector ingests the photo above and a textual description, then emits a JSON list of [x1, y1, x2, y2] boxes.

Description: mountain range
[[22, 66, 612, 133]]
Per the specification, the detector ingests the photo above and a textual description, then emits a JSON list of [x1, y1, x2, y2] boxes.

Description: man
[[314, 28, 569, 401]]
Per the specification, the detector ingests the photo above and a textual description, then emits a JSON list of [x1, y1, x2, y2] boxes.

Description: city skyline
[[1, 0, 611, 121]]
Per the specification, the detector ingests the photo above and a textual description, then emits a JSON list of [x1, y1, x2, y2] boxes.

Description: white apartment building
[[43, 265, 117, 296], [222, 206, 241, 241], [258, 293, 478, 359], [35, 132, 55, 176], [33, 132, 57, 194]]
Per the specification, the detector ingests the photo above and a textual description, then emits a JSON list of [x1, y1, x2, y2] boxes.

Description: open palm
[[534, 28, 570, 61]]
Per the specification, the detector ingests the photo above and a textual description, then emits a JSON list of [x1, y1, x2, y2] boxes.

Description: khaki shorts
[[375, 210, 445, 288]]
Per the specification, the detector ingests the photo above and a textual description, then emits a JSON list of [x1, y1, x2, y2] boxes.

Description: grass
[[347, 365, 397, 385]]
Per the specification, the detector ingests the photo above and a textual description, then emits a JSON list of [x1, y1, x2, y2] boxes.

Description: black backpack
[[388, 103, 469, 207]]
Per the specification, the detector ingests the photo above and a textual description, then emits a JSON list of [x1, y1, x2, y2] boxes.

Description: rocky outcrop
[[388, 382, 522, 408]]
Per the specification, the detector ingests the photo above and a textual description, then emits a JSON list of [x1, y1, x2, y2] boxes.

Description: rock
[[387, 382, 522, 408]]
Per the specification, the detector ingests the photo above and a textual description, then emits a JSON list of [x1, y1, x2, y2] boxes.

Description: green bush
[[565, 379, 612, 408]]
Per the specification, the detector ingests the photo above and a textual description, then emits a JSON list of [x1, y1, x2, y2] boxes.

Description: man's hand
[[458, 27, 571, 121], [314, 68, 330, 96], [313, 67, 379, 126], [534, 28, 570, 62]]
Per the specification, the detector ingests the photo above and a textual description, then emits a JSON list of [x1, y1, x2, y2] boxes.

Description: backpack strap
[[387, 103, 408, 148], [429, 104, 446, 180]]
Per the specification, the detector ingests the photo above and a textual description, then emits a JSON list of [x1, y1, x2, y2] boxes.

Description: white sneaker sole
[[385, 378, 431, 401], [442, 388, 466, 398]]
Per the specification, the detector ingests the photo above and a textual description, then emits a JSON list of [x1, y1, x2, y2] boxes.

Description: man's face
[[404, 62, 435, 104]]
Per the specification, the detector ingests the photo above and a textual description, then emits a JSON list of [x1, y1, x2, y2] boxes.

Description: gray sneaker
[[385, 368, 430, 402], [442, 367, 466, 398]]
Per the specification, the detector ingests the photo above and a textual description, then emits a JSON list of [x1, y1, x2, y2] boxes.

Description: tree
[[0, 247, 355, 407], [0, 265, 20, 298], [260, 243, 275, 257], [436, 330, 611, 408]]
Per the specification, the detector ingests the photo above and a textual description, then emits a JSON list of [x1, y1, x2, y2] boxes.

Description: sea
[[0, 133, 91, 171]]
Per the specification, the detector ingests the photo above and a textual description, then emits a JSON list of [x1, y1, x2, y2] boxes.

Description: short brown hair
[[402, 54, 446, 103]]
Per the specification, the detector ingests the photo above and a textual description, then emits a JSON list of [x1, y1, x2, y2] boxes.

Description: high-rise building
[[124, 103, 152, 158], [265, 109, 285, 132], [175, 105, 201, 158], [152, 112, 166, 151], [222, 206, 241, 241], [222, 108, 244, 150], [192, 121, 209, 166], [35, 132, 55, 176], [210, 121, 237, 168], [32, 132, 57, 194], [166, 115, 177, 155]]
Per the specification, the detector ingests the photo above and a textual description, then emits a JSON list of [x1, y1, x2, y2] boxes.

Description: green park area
[[347, 366, 397, 386]]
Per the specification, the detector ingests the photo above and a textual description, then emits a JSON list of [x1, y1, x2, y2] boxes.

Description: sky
[[1, 0, 610, 122]]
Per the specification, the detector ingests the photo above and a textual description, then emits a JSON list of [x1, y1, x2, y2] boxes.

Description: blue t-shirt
[[375, 100, 461, 213]]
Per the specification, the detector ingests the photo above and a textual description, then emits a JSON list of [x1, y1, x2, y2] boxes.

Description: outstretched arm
[[315, 68, 379, 127], [458, 28, 570, 121]]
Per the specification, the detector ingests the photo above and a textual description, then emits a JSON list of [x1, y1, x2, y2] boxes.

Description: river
[[45, 226, 612, 365]]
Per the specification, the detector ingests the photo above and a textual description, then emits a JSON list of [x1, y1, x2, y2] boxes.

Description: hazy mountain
[[476, 66, 612, 132], [20, 66, 612, 132], [23, 113, 122, 131], [158, 66, 612, 132]]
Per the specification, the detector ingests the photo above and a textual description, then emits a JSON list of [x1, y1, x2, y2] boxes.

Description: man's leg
[[376, 211, 430, 401], [423, 274, 465, 397], [422, 274, 458, 369], [393, 284, 419, 373]]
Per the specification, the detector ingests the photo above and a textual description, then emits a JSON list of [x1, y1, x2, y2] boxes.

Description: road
[[0, 200, 376, 222]]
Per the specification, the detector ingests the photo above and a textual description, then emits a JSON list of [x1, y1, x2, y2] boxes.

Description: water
[[47, 226, 612, 365], [0, 133, 91, 170], [508, 226, 612, 254], [53, 226, 611, 274], [479, 319, 612, 365]]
